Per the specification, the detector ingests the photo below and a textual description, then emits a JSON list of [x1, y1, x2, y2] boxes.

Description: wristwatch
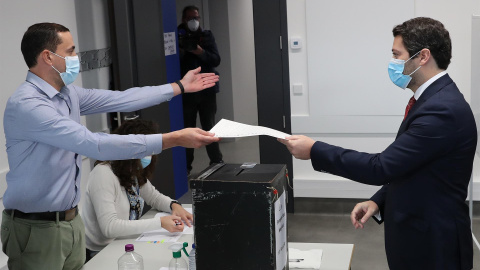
[[170, 200, 182, 210]]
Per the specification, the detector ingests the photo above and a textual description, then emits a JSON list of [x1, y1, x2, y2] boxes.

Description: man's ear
[[419, 48, 431, 66], [39, 49, 53, 66]]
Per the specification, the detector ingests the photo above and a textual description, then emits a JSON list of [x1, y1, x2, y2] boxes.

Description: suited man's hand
[[350, 200, 379, 229], [278, 135, 315, 160]]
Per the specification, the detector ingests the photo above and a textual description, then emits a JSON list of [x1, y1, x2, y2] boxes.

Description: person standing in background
[[178, 5, 223, 176]]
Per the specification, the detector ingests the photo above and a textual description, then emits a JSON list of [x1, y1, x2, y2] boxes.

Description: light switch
[[293, 84, 303, 95], [290, 37, 302, 50]]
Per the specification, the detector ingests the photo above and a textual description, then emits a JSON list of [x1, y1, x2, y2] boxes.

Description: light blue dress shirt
[[3, 71, 174, 212]]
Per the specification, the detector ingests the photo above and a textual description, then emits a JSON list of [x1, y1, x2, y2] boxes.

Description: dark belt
[[5, 206, 78, 222]]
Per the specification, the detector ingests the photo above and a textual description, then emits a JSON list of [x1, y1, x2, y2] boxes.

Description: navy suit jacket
[[310, 74, 476, 270]]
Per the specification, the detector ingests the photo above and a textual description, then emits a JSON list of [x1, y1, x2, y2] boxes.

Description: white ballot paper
[[210, 119, 291, 139]]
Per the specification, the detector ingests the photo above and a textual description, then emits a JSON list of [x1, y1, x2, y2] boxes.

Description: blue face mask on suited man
[[388, 50, 422, 89], [140, 156, 152, 169], [50, 51, 80, 85]]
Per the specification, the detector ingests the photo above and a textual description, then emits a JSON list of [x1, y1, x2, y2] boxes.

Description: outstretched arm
[[277, 135, 316, 160], [171, 67, 219, 96], [162, 127, 220, 150]]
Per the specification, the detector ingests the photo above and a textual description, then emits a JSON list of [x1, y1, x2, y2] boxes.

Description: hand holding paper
[[210, 119, 291, 139], [278, 135, 316, 160]]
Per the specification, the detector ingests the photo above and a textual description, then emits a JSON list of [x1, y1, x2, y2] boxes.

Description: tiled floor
[[182, 136, 480, 269]]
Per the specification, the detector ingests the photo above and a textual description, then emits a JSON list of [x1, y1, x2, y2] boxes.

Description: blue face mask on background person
[[50, 51, 80, 85], [388, 50, 422, 89], [140, 156, 152, 169]]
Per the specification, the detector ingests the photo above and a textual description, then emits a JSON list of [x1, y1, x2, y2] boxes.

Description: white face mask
[[187, 19, 200, 31]]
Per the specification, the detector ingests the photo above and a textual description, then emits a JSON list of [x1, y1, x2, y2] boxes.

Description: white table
[[288, 242, 354, 270], [83, 205, 354, 270]]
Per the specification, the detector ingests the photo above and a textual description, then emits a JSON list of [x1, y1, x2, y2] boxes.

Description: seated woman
[[81, 119, 193, 261]]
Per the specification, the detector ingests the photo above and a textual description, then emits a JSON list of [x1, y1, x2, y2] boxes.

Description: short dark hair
[[21, 22, 70, 68], [393, 17, 452, 70], [96, 119, 159, 188], [182, 5, 199, 20]]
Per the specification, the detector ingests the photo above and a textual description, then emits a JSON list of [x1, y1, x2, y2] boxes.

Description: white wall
[[227, 0, 258, 126], [287, 0, 480, 199], [209, 0, 235, 124]]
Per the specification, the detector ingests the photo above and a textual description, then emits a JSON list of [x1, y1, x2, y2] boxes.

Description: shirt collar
[[414, 70, 447, 100], [26, 70, 70, 99]]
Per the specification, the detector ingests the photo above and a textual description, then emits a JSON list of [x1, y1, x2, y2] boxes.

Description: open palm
[[181, 67, 219, 93]]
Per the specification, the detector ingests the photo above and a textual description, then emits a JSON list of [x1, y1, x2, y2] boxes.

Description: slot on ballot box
[[190, 163, 289, 270]]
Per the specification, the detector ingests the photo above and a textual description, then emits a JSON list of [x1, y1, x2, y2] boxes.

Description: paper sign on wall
[[164, 32, 177, 56]]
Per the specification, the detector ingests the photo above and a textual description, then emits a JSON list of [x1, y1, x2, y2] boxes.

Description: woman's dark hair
[[95, 119, 159, 188], [393, 17, 452, 70], [21, 22, 70, 68]]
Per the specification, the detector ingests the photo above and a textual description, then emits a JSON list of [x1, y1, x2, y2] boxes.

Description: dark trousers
[[183, 91, 223, 171]]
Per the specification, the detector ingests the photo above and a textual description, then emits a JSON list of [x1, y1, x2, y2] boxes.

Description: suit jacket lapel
[[396, 74, 453, 138]]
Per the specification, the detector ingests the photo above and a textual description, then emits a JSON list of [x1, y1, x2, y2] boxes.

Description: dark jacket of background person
[[178, 24, 220, 95]]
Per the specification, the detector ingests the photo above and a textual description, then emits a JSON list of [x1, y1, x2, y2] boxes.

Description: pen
[[289, 259, 304, 262]]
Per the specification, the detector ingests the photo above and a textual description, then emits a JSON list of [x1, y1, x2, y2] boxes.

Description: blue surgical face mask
[[50, 51, 80, 85], [140, 156, 152, 169], [388, 50, 422, 89]]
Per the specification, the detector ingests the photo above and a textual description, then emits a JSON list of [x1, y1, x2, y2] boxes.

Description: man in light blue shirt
[[1, 22, 220, 270]]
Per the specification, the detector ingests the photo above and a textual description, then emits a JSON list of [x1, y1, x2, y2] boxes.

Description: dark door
[[252, 0, 294, 212], [108, 0, 187, 200]]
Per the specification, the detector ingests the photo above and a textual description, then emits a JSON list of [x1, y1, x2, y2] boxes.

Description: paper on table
[[136, 231, 182, 243], [288, 248, 323, 269], [210, 119, 291, 139], [136, 208, 193, 242]]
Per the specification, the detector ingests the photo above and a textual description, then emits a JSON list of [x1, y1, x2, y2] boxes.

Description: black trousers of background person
[[182, 91, 223, 172]]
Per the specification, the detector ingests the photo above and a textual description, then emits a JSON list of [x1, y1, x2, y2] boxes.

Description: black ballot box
[[190, 163, 289, 270]]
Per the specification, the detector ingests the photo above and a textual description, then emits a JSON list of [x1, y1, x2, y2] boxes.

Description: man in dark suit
[[279, 17, 476, 269]]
